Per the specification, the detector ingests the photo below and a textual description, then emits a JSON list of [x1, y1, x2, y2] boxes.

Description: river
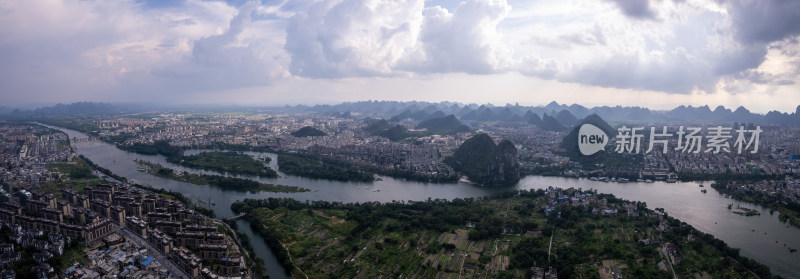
[[51, 126, 800, 278]]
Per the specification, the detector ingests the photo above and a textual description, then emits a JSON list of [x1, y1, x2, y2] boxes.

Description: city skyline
[[1, 0, 799, 113]]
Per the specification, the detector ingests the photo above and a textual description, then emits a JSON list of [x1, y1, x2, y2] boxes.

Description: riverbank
[[231, 189, 778, 278], [43, 123, 800, 278], [70, 156, 268, 277], [135, 159, 309, 193]]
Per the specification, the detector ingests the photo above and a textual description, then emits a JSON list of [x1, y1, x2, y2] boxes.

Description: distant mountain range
[[8, 102, 123, 116], [3, 101, 798, 126], [364, 114, 470, 141], [311, 101, 800, 126]]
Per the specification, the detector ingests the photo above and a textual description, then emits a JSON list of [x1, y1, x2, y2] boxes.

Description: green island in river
[[277, 153, 375, 182], [116, 140, 279, 178], [167, 151, 278, 178], [135, 159, 308, 193], [713, 182, 800, 229], [231, 188, 777, 279]]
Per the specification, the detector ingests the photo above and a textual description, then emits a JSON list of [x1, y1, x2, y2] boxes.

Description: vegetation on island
[[231, 189, 777, 279], [73, 152, 238, 220], [118, 140, 183, 158], [728, 204, 761, 216], [118, 140, 279, 178], [713, 182, 800, 229], [369, 167, 458, 183], [277, 153, 375, 182], [135, 160, 307, 193], [166, 151, 277, 178], [207, 141, 274, 153]]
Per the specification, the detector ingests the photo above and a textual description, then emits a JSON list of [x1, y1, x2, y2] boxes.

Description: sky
[[1, 0, 799, 113]]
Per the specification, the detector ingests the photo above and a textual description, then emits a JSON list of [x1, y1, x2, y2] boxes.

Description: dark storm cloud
[[730, 0, 800, 44], [1, 0, 798, 106], [605, 0, 657, 20], [564, 51, 713, 94], [710, 45, 767, 76], [550, 0, 800, 94]]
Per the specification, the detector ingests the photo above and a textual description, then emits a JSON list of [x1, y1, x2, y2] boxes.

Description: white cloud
[[285, 0, 424, 78], [143, 1, 288, 91], [398, 0, 512, 74], [0, 0, 797, 111], [284, 0, 513, 77]]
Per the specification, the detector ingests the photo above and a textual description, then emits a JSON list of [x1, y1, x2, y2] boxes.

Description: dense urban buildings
[[0, 123, 248, 279]]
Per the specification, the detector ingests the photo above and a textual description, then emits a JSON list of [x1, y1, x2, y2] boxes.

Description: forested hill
[[291, 126, 327, 137], [446, 133, 520, 186]]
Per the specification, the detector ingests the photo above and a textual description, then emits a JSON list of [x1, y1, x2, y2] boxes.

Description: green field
[[232, 190, 775, 279]]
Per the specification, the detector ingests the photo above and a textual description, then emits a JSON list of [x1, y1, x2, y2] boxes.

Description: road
[[655, 226, 677, 279], [113, 225, 192, 279], [548, 226, 554, 262]]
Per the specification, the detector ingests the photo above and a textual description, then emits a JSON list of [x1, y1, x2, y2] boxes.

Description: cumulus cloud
[[141, 1, 288, 93], [0, 0, 798, 106], [398, 0, 512, 74], [564, 48, 714, 93], [515, 56, 562, 79], [284, 0, 512, 77], [284, 0, 424, 78], [513, 0, 799, 94]]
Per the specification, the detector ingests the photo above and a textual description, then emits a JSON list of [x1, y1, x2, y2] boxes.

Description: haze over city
[[1, 0, 799, 113], [2, 1, 800, 278]]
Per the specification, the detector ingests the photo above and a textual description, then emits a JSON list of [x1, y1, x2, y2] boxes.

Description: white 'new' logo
[[578, 124, 607, 156]]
